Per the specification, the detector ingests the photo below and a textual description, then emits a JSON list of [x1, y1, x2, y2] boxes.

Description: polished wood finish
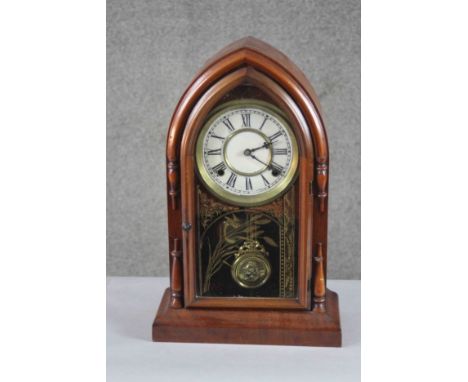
[[154, 37, 340, 346], [154, 288, 341, 347]]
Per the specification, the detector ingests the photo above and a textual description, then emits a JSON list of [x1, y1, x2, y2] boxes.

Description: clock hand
[[250, 141, 271, 152], [247, 153, 282, 177], [243, 141, 271, 156], [248, 153, 271, 169]]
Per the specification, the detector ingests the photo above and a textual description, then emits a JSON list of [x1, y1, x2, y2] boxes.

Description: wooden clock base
[[153, 288, 342, 347]]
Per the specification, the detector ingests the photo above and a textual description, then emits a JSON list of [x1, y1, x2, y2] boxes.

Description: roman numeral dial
[[245, 177, 253, 191], [226, 173, 237, 188], [196, 102, 298, 206], [241, 113, 250, 127], [222, 118, 235, 131]]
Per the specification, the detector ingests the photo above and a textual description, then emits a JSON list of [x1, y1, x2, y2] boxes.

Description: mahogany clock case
[[153, 37, 341, 347]]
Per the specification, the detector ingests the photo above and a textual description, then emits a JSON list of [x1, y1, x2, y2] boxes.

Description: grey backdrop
[[107, 0, 360, 279]]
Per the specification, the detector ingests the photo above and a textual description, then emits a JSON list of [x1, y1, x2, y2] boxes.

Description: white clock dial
[[196, 102, 298, 206]]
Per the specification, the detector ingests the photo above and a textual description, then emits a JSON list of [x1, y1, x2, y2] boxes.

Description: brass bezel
[[195, 100, 299, 207]]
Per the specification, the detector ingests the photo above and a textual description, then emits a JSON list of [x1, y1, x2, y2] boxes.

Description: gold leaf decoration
[[203, 212, 274, 293], [263, 236, 278, 247]]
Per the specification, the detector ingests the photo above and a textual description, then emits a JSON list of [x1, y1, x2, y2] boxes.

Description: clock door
[[180, 69, 315, 309], [195, 100, 299, 302]]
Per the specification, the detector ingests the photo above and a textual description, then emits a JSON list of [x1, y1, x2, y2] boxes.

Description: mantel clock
[[152, 37, 341, 347]]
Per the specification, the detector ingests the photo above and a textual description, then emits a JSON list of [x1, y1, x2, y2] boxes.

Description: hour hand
[[243, 141, 270, 156], [251, 141, 271, 152]]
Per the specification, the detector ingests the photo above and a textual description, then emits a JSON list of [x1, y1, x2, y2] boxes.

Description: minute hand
[[248, 153, 271, 168]]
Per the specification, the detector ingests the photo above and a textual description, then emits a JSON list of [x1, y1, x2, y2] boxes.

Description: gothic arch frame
[[165, 37, 329, 309]]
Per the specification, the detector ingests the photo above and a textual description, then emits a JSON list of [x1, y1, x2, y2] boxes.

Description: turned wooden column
[[167, 160, 179, 210], [170, 238, 183, 308], [313, 242, 326, 312], [316, 163, 328, 213]]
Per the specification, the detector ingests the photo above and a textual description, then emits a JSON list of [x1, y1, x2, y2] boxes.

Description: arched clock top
[[166, 36, 329, 165], [181, 66, 314, 166]]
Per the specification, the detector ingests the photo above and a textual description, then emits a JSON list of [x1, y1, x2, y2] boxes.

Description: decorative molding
[[170, 238, 183, 308]]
